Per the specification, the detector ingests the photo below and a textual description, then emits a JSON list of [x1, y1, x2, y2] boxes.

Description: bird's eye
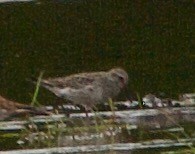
[[118, 76, 124, 81]]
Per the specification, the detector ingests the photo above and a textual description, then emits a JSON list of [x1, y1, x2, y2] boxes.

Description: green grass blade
[[31, 72, 44, 106]]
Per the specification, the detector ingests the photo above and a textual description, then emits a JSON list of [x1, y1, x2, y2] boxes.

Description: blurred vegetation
[[0, 0, 194, 105]]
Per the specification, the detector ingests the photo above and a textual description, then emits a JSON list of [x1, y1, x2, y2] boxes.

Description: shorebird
[[0, 95, 50, 120], [31, 68, 129, 113], [143, 93, 164, 108]]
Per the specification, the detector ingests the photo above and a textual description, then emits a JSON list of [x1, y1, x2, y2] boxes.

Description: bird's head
[[109, 68, 128, 89]]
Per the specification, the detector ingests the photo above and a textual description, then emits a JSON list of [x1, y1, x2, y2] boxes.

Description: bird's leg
[[53, 97, 59, 114], [53, 97, 67, 115], [84, 106, 89, 118], [85, 110, 89, 118], [83, 105, 95, 123]]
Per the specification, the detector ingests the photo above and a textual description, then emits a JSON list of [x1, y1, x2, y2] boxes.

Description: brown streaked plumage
[[0, 95, 50, 120], [33, 68, 129, 110]]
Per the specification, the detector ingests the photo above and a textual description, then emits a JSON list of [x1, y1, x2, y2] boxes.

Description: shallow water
[[0, 107, 195, 153]]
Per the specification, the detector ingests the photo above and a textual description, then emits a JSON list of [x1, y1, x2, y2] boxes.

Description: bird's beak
[[125, 89, 133, 103]]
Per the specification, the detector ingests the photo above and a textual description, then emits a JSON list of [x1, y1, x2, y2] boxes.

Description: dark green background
[[0, 0, 194, 105]]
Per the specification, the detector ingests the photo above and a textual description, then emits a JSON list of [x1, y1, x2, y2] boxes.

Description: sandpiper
[[143, 93, 164, 108], [32, 68, 129, 113]]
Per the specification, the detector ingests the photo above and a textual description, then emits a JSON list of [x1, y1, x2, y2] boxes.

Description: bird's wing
[[44, 72, 105, 89]]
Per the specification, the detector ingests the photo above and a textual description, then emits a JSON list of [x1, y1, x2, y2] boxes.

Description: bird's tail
[[27, 77, 55, 91]]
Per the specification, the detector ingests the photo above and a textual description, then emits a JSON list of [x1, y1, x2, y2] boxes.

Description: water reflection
[[0, 107, 195, 153]]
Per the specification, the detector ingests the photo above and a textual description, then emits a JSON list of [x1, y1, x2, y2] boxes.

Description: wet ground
[[0, 106, 195, 153]]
